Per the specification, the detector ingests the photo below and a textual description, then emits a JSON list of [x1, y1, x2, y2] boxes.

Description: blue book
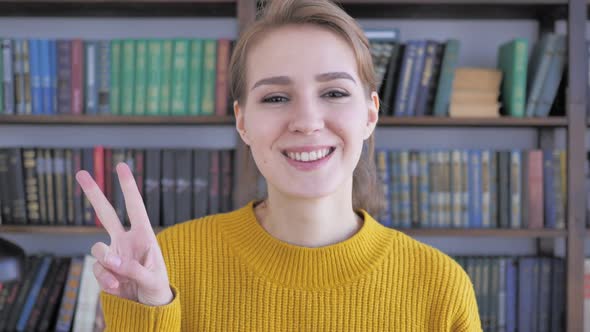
[[85, 40, 98, 114], [393, 42, 418, 117], [536, 35, 566, 117], [390, 151, 400, 228], [543, 149, 556, 228], [414, 40, 439, 116], [16, 255, 52, 331], [399, 151, 411, 228], [418, 151, 430, 228], [39, 39, 51, 115], [468, 150, 482, 228], [537, 258, 552, 332], [405, 40, 427, 116], [550, 258, 565, 332], [505, 257, 517, 332], [518, 257, 535, 331], [525, 34, 557, 117], [510, 150, 522, 228], [28, 39, 43, 115], [375, 149, 392, 227], [49, 39, 57, 115]]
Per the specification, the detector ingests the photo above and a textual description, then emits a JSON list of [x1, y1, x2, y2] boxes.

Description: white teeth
[[285, 148, 333, 162]]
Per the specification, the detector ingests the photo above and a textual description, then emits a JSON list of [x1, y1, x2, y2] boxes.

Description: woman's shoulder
[[388, 229, 471, 284]]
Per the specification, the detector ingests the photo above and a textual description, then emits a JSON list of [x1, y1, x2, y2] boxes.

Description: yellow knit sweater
[[101, 201, 482, 331]]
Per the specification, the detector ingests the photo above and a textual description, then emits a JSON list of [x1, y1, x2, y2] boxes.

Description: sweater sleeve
[[100, 284, 181, 331], [451, 270, 483, 332]]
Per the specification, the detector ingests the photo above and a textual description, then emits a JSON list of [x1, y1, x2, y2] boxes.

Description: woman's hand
[[76, 162, 173, 306]]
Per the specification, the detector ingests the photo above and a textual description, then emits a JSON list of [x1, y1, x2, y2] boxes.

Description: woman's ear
[[363, 91, 380, 140], [234, 100, 251, 146]]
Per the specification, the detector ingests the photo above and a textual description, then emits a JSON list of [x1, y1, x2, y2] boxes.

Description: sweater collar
[[220, 200, 397, 290]]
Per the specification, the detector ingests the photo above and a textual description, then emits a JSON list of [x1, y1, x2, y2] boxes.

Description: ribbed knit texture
[[101, 201, 482, 331]]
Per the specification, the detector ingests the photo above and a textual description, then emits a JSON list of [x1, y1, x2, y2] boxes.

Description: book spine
[[393, 42, 416, 117], [16, 255, 52, 331], [98, 40, 111, 114], [188, 39, 203, 115], [418, 151, 429, 228], [481, 150, 491, 228], [57, 39, 72, 114], [71, 39, 84, 115], [54, 149, 67, 225], [50, 40, 57, 115], [376, 150, 391, 227], [65, 149, 75, 225], [10, 148, 27, 224], [527, 150, 544, 228], [82, 148, 95, 226], [93, 146, 105, 227], [543, 149, 556, 229], [73, 149, 84, 225], [208, 150, 220, 214], [36, 258, 70, 332], [22, 39, 32, 114], [524, 35, 555, 117], [14, 39, 25, 114], [192, 149, 209, 219], [23, 148, 40, 224], [414, 40, 438, 116], [54, 257, 84, 332], [0, 150, 10, 222], [175, 149, 192, 222], [451, 149, 462, 228], [146, 40, 163, 116], [409, 151, 420, 227], [215, 39, 230, 116], [35, 148, 47, 224], [432, 39, 460, 116], [2, 39, 14, 114], [85, 40, 98, 115], [134, 39, 148, 115], [40, 39, 52, 115], [159, 39, 173, 116], [24, 257, 59, 331], [145, 149, 161, 227], [201, 39, 217, 115], [121, 39, 136, 116], [162, 149, 176, 226], [220, 150, 233, 213], [110, 39, 122, 115], [510, 150, 522, 228], [170, 39, 190, 116], [537, 35, 567, 117]]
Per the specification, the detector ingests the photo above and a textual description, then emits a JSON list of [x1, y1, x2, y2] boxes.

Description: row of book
[[0, 147, 234, 228], [0, 255, 102, 332], [453, 256, 565, 332], [375, 149, 567, 229], [0, 38, 232, 117], [0, 254, 568, 332], [368, 30, 567, 118]]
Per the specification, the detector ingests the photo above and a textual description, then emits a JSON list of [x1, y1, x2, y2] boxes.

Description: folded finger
[[93, 261, 120, 290]]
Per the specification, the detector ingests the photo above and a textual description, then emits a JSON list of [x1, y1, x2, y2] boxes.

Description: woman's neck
[[253, 188, 363, 248]]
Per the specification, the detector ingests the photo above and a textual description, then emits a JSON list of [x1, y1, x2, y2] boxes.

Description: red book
[[93, 146, 105, 227], [71, 39, 84, 115], [527, 150, 544, 229], [215, 39, 231, 116], [104, 148, 112, 204]]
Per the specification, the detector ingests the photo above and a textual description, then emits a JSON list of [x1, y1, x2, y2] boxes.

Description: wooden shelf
[[0, 0, 236, 17], [0, 225, 567, 238], [378, 116, 568, 127], [0, 114, 235, 125], [403, 228, 567, 238], [339, 1, 567, 19], [0, 115, 568, 127]]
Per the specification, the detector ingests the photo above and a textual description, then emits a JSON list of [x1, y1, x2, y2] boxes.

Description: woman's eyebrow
[[251, 76, 292, 90], [251, 72, 356, 91], [315, 72, 356, 84]]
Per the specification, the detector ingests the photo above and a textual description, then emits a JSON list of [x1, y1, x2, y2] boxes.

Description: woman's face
[[235, 24, 379, 200]]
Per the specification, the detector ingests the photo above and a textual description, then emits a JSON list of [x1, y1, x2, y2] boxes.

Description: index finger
[[75, 170, 124, 237]]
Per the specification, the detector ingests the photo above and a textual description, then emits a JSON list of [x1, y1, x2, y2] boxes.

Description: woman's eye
[[262, 96, 288, 103], [324, 90, 349, 98]]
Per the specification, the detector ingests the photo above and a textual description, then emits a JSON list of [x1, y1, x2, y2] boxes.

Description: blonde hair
[[228, 0, 385, 216]]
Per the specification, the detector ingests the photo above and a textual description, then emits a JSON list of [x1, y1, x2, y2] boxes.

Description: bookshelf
[[0, 0, 587, 331]]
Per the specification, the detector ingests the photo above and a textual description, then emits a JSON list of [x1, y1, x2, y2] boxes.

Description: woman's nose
[[287, 98, 325, 135]]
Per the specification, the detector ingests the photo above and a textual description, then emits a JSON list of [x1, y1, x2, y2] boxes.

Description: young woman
[[76, 0, 482, 330]]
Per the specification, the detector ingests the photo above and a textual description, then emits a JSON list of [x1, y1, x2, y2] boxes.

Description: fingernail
[[107, 255, 121, 267], [108, 278, 119, 289]]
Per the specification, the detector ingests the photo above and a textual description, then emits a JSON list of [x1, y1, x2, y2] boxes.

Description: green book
[[171, 39, 190, 116], [146, 40, 163, 116], [497, 38, 528, 118], [432, 39, 460, 117], [110, 39, 122, 115], [134, 39, 148, 115], [121, 39, 136, 116], [159, 39, 173, 116], [201, 39, 217, 115], [188, 39, 204, 116]]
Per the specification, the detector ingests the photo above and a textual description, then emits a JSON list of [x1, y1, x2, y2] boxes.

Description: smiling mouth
[[282, 147, 336, 162]]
